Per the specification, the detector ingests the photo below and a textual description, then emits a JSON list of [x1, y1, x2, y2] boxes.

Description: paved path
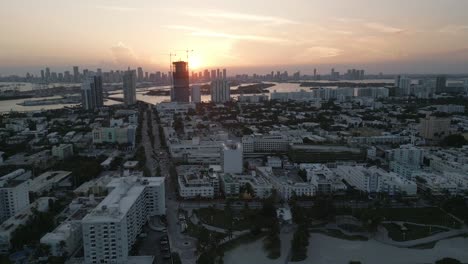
[[374, 223, 468, 247]]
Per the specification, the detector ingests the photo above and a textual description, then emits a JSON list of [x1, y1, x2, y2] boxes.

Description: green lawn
[[377, 208, 461, 229], [337, 207, 462, 229], [383, 223, 449, 242]]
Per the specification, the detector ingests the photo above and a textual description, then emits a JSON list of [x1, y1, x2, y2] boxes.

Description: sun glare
[[189, 55, 202, 70]]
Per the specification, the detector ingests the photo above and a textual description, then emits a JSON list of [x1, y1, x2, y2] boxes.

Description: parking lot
[[137, 225, 172, 264]]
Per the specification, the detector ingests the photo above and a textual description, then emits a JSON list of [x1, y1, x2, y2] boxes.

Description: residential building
[[0, 169, 31, 223], [81, 75, 103, 110], [82, 176, 165, 264], [191, 85, 201, 103], [52, 144, 74, 160], [420, 115, 451, 140], [211, 76, 230, 103], [221, 142, 243, 174], [123, 69, 137, 106]]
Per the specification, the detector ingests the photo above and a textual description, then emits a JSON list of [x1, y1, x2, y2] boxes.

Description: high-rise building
[[211, 70, 216, 81], [435, 75, 447, 93], [82, 176, 165, 264], [45, 67, 51, 81], [40, 70, 45, 81], [137, 67, 144, 82], [211, 69, 230, 103], [0, 169, 31, 223], [191, 85, 201, 103], [420, 115, 451, 140], [172, 61, 190, 102], [73, 66, 80, 83], [221, 142, 243, 174], [81, 75, 103, 110], [395, 75, 411, 96], [123, 69, 137, 106]]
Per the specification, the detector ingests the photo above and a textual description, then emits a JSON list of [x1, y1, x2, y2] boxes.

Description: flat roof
[[83, 177, 164, 222]]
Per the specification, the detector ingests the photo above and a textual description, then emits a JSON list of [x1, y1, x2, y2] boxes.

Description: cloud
[[95, 6, 138, 12], [187, 11, 298, 25], [110, 42, 138, 65], [439, 25, 468, 34], [365, 22, 404, 34], [304, 46, 343, 58], [163, 25, 288, 43]]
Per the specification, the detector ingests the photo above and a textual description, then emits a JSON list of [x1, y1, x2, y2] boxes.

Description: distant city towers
[[81, 75, 103, 110], [172, 61, 190, 102], [211, 68, 230, 103], [123, 68, 137, 105]]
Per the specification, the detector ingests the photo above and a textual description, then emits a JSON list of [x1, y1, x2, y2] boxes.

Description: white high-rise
[[395, 75, 411, 96], [221, 142, 243, 174], [0, 169, 31, 223], [191, 85, 201, 103], [123, 69, 137, 106], [82, 177, 165, 264], [211, 69, 230, 103]]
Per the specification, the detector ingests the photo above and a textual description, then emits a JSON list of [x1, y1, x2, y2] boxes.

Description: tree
[[441, 134, 468, 148], [435, 258, 462, 264]]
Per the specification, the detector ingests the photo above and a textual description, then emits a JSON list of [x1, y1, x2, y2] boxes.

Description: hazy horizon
[[1, 0, 468, 75]]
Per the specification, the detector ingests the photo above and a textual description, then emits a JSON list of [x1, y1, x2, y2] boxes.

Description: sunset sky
[[1, 0, 468, 75]]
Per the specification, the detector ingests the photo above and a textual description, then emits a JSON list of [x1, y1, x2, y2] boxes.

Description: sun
[[189, 55, 202, 70]]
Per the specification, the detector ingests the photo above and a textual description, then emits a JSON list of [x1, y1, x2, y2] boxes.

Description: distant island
[[144, 82, 275, 97], [298, 82, 393, 88]]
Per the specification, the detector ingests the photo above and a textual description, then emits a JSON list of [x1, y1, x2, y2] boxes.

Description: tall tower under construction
[[171, 61, 190, 102]]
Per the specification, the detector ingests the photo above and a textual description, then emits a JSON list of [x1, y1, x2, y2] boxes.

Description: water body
[[224, 234, 468, 264], [0, 80, 393, 112]]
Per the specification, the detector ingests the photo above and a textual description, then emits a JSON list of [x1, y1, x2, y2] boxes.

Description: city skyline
[[1, 0, 468, 75]]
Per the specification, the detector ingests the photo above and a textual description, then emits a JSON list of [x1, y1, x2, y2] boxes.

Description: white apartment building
[[420, 115, 451, 140], [221, 142, 243, 174], [82, 177, 165, 264], [349, 135, 410, 145], [28, 171, 72, 195], [387, 144, 424, 168], [92, 125, 137, 146], [0, 169, 31, 223], [41, 221, 82, 257], [155, 102, 196, 114], [52, 144, 74, 160], [0, 197, 51, 254], [256, 167, 315, 200], [335, 166, 417, 196], [169, 138, 223, 164], [177, 166, 218, 199]]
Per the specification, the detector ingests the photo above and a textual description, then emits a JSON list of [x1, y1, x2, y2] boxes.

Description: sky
[[1, 0, 468, 75]]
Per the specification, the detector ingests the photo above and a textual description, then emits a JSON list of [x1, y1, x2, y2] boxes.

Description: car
[[160, 240, 168, 245]]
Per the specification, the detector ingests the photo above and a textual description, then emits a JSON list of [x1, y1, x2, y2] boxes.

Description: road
[[145, 105, 197, 264]]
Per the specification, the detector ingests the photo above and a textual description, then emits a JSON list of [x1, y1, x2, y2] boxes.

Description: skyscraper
[[81, 75, 103, 110], [123, 68, 137, 106], [73, 66, 80, 83], [172, 61, 190, 102], [45, 67, 50, 81], [435, 75, 447, 93], [395, 75, 411, 96], [211, 69, 230, 103], [211, 70, 216, 81], [137, 67, 144, 82]]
